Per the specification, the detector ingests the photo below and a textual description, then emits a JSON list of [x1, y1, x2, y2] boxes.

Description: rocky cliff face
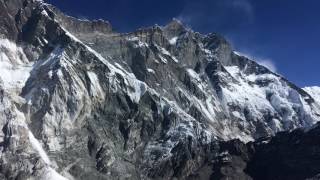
[[0, 0, 320, 179]]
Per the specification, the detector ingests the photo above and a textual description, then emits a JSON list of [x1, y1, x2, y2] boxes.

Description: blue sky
[[46, 0, 320, 87]]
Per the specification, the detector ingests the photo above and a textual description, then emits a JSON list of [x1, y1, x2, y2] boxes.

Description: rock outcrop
[[0, 0, 319, 179]]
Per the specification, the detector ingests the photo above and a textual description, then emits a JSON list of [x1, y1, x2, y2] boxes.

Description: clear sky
[[46, 0, 320, 87]]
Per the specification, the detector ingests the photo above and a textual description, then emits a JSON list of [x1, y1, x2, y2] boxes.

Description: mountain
[[304, 87, 320, 105], [0, 0, 320, 179]]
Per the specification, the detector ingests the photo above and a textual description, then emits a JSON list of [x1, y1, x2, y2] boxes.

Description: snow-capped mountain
[[304, 86, 320, 105], [0, 0, 320, 179]]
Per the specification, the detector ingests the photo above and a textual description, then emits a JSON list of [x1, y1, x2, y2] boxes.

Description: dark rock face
[[0, 0, 320, 180], [211, 123, 320, 180], [247, 125, 320, 180], [175, 123, 320, 180]]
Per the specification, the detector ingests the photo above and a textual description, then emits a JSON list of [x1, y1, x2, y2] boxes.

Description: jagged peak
[[203, 33, 230, 46], [47, 4, 113, 34], [165, 18, 184, 29], [163, 18, 188, 38], [1, 1, 320, 179]]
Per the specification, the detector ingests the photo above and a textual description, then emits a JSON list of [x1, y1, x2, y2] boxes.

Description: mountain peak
[[166, 18, 184, 27], [163, 18, 188, 37], [0, 2, 320, 180]]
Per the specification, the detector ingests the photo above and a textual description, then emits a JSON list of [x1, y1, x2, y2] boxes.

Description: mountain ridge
[[0, 0, 320, 179]]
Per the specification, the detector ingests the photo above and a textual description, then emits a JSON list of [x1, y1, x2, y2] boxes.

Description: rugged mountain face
[[0, 0, 320, 179], [198, 122, 320, 180], [304, 87, 320, 105]]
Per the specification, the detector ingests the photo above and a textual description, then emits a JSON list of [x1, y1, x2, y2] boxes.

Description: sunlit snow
[[304, 86, 320, 105], [169, 37, 178, 45], [0, 39, 33, 91]]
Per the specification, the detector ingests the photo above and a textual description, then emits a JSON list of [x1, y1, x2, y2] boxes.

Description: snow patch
[[57, 69, 63, 77], [304, 86, 320, 105], [171, 56, 179, 63], [199, 43, 215, 60], [127, 36, 149, 48], [25, 110, 69, 180], [186, 69, 200, 81], [87, 71, 104, 98], [155, 44, 179, 63], [0, 39, 33, 91], [48, 70, 53, 79], [147, 68, 155, 74], [41, 168, 69, 180], [158, 55, 168, 64], [28, 131, 51, 165], [41, 9, 49, 17], [62, 29, 149, 103], [233, 51, 277, 72], [126, 80, 147, 103], [127, 36, 139, 41], [223, 65, 319, 133], [169, 37, 178, 45], [186, 68, 207, 94]]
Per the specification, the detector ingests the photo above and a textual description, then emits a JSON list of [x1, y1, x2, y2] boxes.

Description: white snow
[[136, 41, 149, 48], [127, 36, 139, 41], [25, 22, 319, 147], [41, 168, 69, 180], [155, 44, 179, 63], [0, 38, 72, 180], [158, 55, 168, 64], [126, 79, 147, 103], [199, 43, 215, 60], [304, 86, 320, 104], [0, 95, 68, 180], [127, 36, 149, 48], [48, 70, 53, 79], [28, 131, 51, 165], [14, 107, 69, 180], [0, 39, 33, 91], [144, 92, 216, 163], [169, 37, 178, 45], [58, 20, 320, 144], [87, 71, 104, 98], [171, 56, 179, 63], [64, 29, 158, 103], [232, 111, 243, 119], [62, 27, 83, 43], [147, 68, 155, 74], [222, 65, 319, 133], [186, 68, 206, 93], [34, 46, 64, 69], [233, 51, 277, 72], [57, 69, 63, 77], [41, 9, 49, 17], [233, 51, 243, 57], [28, 117, 69, 180], [42, 38, 48, 44], [186, 69, 200, 81], [61, 29, 150, 103], [159, 46, 170, 56]]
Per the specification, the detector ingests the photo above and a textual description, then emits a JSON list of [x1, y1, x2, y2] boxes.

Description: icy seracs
[[0, 0, 319, 179]]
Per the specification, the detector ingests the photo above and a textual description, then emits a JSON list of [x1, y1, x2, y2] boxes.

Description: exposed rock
[[0, 0, 319, 179]]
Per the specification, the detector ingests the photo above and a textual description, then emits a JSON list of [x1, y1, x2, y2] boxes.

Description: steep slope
[[304, 86, 320, 105], [54, 15, 320, 141], [51, 12, 320, 141], [195, 122, 320, 180], [0, 0, 319, 180]]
